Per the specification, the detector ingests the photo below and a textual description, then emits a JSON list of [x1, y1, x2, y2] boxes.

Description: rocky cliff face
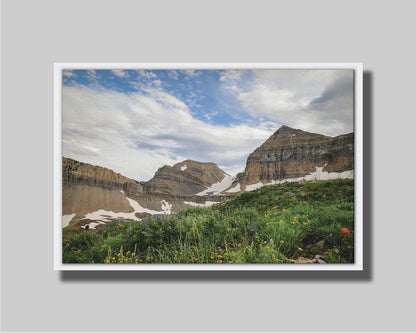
[[63, 157, 144, 196], [236, 126, 354, 189], [62, 157, 230, 228], [144, 160, 228, 195]]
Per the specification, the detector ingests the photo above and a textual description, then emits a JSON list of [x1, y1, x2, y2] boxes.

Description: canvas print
[[58, 65, 359, 268]]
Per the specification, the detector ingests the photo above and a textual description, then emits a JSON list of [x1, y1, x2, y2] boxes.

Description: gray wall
[[2, 0, 415, 331]]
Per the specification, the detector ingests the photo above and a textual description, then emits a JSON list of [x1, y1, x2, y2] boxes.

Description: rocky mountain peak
[[236, 127, 354, 189], [145, 160, 227, 195]]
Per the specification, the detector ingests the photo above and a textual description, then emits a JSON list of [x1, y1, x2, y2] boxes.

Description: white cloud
[[62, 85, 274, 181], [221, 69, 354, 136], [219, 69, 242, 82], [111, 69, 129, 78], [136, 70, 157, 79], [182, 69, 201, 78], [63, 70, 76, 78]]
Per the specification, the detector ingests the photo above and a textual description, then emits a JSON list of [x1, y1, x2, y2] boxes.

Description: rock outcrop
[[236, 125, 354, 189], [62, 157, 230, 228], [63, 157, 144, 196], [144, 160, 228, 195]]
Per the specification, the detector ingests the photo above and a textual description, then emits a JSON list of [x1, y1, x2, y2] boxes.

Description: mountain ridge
[[62, 125, 354, 229]]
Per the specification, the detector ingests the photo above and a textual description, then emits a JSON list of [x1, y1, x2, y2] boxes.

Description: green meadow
[[63, 178, 355, 264]]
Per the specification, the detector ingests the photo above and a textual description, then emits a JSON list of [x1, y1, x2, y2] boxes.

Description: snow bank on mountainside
[[183, 201, 218, 207], [196, 174, 235, 196], [245, 167, 354, 192], [75, 197, 173, 229], [225, 183, 241, 193], [62, 214, 76, 228]]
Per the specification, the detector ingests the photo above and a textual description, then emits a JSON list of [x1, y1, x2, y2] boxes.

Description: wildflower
[[250, 227, 258, 232], [142, 221, 147, 226], [280, 240, 284, 244], [298, 247, 303, 251], [263, 241, 267, 244], [156, 215, 162, 220], [266, 222, 270, 226], [156, 249, 162, 254], [141, 231, 148, 235], [146, 256, 150, 260], [351, 206, 354, 210], [339, 227, 351, 234], [280, 220, 285, 224], [293, 211, 297, 215]]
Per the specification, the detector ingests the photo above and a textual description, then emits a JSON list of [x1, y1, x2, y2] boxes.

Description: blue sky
[[63, 69, 259, 127], [62, 68, 353, 180]]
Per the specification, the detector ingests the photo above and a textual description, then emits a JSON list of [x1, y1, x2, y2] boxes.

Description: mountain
[[228, 126, 354, 192], [62, 157, 231, 229], [62, 126, 354, 229], [144, 160, 232, 195]]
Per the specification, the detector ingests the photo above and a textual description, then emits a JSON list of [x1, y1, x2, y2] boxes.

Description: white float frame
[[54, 63, 363, 271]]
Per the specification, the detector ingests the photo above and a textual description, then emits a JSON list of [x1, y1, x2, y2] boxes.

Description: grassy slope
[[63, 178, 355, 264]]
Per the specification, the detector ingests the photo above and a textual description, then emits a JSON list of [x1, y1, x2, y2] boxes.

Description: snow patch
[[62, 214, 76, 228], [161, 200, 172, 214], [180, 165, 187, 171], [245, 182, 265, 191], [225, 183, 241, 193], [120, 190, 125, 195], [196, 174, 235, 195], [75, 198, 174, 228], [184, 201, 218, 207], [245, 167, 354, 192]]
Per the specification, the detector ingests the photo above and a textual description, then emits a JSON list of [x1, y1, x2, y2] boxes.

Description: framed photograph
[[54, 63, 363, 271]]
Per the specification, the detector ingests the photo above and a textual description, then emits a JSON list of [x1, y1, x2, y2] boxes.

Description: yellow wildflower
[[280, 240, 284, 244]]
